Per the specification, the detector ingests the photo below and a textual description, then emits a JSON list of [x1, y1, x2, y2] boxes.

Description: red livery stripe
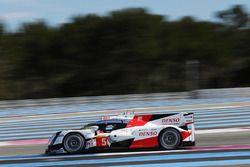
[[181, 130, 192, 140], [129, 136, 159, 148], [126, 115, 152, 128]]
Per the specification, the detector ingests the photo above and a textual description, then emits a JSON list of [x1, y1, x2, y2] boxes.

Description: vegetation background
[[0, 5, 250, 99]]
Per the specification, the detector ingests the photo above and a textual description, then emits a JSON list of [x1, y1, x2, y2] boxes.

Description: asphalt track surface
[[1, 98, 250, 166]]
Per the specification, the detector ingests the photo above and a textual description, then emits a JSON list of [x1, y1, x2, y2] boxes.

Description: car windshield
[[80, 119, 128, 130]]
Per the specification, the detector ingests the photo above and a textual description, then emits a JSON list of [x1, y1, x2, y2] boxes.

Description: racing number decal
[[96, 136, 108, 147], [101, 137, 107, 146]]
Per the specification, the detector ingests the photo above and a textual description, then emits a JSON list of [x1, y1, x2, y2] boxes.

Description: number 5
[[102, 138, 107, 146]]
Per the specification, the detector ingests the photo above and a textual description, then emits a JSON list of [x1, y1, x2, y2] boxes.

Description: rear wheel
[[159, 128, 181, 150], [63, 133, 85, 154]]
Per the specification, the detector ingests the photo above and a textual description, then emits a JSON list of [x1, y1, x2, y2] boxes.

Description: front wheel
[[159, 128, 181, 150], [63, 133, 85, 154]]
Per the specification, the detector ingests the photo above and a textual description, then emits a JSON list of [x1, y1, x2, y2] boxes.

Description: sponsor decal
[[162, 118, 180, 125], [138, 129, 148, 132], [86, 139, 94, 149], [137, 116, 143, 120], [139, 131, 157, 136]]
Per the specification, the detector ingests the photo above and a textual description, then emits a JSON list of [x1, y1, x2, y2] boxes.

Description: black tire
[[63, 133, 85, 154], [159, 128, 181, 150]]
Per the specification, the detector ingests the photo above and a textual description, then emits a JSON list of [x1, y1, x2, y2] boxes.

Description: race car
[[46, 112, 195, 154]]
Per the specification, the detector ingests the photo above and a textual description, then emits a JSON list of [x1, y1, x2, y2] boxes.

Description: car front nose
[[48, 131, 61, 145], [45, 131, 64, 154]]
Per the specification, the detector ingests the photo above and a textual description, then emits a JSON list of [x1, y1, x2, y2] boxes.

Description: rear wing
[[182, 112, 194, 125], [182, 112, 195, 142]]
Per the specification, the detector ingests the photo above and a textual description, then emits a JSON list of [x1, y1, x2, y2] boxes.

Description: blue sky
[[0, 0, 250, 31]]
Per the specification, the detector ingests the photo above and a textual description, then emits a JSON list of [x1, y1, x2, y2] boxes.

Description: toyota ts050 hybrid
[[46, 112, 195, 154]]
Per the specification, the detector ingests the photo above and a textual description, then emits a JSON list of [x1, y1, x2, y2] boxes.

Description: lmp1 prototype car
[[46, 112, 195, 154]]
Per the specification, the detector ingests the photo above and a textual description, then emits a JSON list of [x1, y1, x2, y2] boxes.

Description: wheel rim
[[163, 132, 177, 146], [64, 134, 84, 153], [160, 129, 180, 149]]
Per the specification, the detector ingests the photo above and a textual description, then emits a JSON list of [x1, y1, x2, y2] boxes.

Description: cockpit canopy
[[82, 119, 128, 132]]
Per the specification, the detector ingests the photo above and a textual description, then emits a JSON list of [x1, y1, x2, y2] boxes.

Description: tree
[[216, 5, 249, 29], [0, 6, 250, 99]]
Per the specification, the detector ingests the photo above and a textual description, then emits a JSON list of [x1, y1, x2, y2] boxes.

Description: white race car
[[46, 112, 195, 154]]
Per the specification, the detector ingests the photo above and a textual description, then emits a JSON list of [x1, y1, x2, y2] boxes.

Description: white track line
[[0, 142, 8, 147], [196, 128, 250, 134]]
